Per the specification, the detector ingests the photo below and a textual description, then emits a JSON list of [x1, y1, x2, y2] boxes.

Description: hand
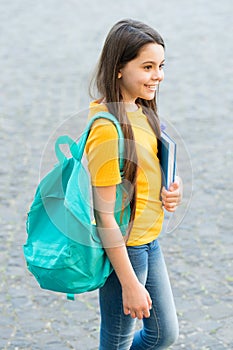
[[161, 176, 182, 212], [122, 282, 152, 320]]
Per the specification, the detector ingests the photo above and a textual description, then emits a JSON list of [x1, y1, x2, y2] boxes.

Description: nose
[[152, 68, 164, 82]]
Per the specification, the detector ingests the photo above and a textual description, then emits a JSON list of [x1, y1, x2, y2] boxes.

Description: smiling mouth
[[144, 84, 158, 90]]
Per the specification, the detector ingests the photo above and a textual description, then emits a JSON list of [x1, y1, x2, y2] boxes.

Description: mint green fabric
[[23, 112, 130, 295]]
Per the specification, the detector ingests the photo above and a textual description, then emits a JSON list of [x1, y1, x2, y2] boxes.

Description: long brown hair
[[90, 19, 165, 226]]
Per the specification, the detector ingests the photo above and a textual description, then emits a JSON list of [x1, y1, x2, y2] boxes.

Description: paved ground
[[0, 0, 232, 349]]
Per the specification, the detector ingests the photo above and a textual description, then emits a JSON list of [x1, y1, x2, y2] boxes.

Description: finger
[[162, 189, 180, 202], [164, 201, 178, 209], [142, 308, 150, 318], [164, 200, 179, 211], [123, 307, 131, 316], [164, 206, 177, 212], [161, 186, 169, 197], [169, 181, 179, 192], [164, 196, 181, 204], [130, 311, 137, 319], [164, 193, 181, 205], [164, 194, 178, 202], [136, 311, 145, 320], [147, 293, 152, 308], [166, 187, 180, 196], [163, 192, 180, 202], [161, 190, 169, 203]]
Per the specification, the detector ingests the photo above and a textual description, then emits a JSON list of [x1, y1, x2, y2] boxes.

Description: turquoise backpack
[[23, 112, 130, 299]]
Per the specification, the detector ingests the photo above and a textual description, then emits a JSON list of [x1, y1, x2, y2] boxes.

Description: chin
[[142, 96, 155, 101], [141, 93, 156, 101]]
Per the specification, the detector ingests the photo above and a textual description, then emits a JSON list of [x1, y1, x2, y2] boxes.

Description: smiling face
[[118, 43, 165, 104]]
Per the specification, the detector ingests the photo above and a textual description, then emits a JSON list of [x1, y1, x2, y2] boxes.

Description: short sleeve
[[85, 119, 121, 186]]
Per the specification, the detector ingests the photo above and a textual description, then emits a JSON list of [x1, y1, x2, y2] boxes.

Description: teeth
[[146, 85, 157, 89]]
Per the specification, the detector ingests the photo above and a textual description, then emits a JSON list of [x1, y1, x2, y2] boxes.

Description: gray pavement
[[0, 0, 232, 349]]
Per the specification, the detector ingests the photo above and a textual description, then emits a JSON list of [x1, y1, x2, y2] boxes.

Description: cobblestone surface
[[0, 0, 232, 349]]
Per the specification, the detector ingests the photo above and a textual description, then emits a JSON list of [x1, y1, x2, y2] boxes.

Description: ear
[[118, 71, 122, 79]]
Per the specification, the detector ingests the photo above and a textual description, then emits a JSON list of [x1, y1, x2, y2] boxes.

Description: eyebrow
[[142, 59, 165, 65]]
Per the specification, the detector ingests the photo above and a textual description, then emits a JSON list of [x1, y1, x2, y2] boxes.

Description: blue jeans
[[99, 239, 179, 350]]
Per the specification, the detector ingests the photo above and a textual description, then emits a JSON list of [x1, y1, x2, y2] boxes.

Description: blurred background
[[0, 0, 232, 349]]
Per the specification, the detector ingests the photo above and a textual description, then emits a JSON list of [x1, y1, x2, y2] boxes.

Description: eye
[[144, 65, 153, 71], [159, 63, 165, 70]]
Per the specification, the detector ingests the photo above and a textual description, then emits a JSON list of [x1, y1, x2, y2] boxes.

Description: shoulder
[[91, 118, 118, 138], [88, 101, 118, 137], [86, 117, 119, 154]]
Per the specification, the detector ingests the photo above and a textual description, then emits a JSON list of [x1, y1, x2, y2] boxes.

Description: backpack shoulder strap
[[55, 112, 124, 173], [84, 112, 124, 172]]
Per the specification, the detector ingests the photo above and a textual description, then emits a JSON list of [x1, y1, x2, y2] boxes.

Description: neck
[[124, 102, 139, 112], [99, 98, 139, 112]]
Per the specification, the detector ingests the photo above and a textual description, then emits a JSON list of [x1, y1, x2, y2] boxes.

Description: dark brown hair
[[90, 19, 165, 227]]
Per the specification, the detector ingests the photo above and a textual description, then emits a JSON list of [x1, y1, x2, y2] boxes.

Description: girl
[[85, 19, 182, 350]]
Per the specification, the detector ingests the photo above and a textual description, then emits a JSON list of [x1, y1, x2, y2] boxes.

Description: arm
[[161, 176, 183, 212], [92, 185, 152, 320]]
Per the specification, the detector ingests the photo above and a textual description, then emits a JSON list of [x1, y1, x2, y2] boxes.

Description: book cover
[[159, 131, 177, 190]]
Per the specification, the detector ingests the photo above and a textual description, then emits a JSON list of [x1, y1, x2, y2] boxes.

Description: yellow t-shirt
[[85, 101, 164, 246]]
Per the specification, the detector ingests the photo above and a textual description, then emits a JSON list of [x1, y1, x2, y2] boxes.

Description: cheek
[[123, 75, 140, 90]]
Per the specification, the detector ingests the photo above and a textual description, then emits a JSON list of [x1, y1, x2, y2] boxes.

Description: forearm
[[95, 212, 138, 288], [105, 245, 139, 288], [97, 218, 152, 319], [92, 186, 152, 319]]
